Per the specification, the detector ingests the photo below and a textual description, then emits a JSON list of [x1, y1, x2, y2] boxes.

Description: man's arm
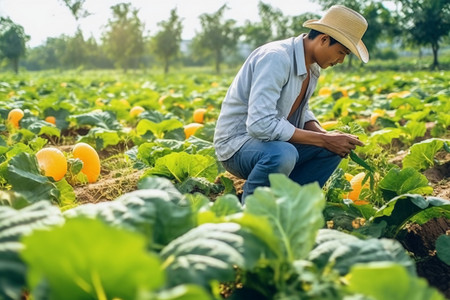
[[288, 123, 364, 157], [304, 120, 327, 133]]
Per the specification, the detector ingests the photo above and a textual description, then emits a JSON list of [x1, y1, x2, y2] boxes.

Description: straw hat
[[303, 5, 369, 63]]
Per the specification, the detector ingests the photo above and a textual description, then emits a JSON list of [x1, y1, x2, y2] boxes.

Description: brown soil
[[56, 142, 142, 204], [400, 218, 450, 298], [424, 159, 450, 200], [74, 170, 143, 204], [223, 172, 245, 201]]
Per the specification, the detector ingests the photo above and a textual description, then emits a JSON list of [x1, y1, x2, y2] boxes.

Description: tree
[[59, 0, 90, 21], [61, 29, 87, 68], [395, 0, 450, 70], [313, 0, 394, 67], [102, 3, 146, 72], [191, 5, 240, 74], [289, 12, 322, 37], [0, 17, 29, 73], [242, 2, 290, 49], [151, 8, 183, 74]]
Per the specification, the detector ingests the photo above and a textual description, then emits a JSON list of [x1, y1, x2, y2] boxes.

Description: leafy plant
[[346, 262, 445, 300], [5, 152, 61, 204], [403, 138, 450, 171], [21, 217, 164, 300], [0, 201, 64, 300], [363, 194, 450, 238], [143, 152, 218, 184], [379, 167, 433, 199]]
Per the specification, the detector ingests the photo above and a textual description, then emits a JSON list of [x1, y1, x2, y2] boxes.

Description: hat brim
[[303, 20, 369, 63]]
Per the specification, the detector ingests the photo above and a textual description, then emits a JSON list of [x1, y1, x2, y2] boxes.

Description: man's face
[[316, 35, 351, 69]]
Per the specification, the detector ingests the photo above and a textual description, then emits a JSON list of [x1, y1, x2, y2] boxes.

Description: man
[[213, 5, 369, 202]]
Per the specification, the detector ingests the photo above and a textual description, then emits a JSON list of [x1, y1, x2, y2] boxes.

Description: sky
[[0, 0, 322, 48]]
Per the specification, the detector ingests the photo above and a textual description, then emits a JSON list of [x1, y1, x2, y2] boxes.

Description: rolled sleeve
[[246, 50, 296, 141], [304, 104, 318, 124]]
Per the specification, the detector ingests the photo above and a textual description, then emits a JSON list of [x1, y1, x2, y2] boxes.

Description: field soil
[[400, 218, 450, 298]]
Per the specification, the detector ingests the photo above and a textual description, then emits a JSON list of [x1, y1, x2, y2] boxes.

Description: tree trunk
[[12, 57, 19, 74], [215, 49, 221, 74], [164, 58, 169, 74], [431, 42, 439, 70]]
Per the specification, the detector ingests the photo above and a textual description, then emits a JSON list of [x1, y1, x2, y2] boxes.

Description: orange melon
[[72, 143, 101, 183], [184, 123, 203, 139], [36, 147, 67, 181], [7, 108, 24, 128]]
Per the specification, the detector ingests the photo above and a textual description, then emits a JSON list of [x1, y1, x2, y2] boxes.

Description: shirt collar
[[294, 34, 320, 78]]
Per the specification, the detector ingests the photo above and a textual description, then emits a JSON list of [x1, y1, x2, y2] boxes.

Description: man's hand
[[322, 131, 364, 157]]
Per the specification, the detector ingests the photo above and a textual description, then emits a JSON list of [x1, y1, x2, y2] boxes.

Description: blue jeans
[[221, 139, 341, 202]]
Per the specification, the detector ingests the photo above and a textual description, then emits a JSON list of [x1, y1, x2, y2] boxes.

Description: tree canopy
[[152, 8, 183, 74], [102, 3, 146, 72], [191, 5, 240, 74], [395, 0, 450, 69], [0, 17, 29, 73]]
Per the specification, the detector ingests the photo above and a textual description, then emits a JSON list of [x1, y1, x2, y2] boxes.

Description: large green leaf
[[0, 201, 63, 300], [402, 120, 427, 141], [5, 152, 60, 204], [160, 222, 275, 290], [64, 184, 195, 250], [403, 138, 450, 171], [144, 152, 218, 183], [308, 229, 415, 275], [370, 128, 403, 145], [379, 167, 433, 199], [435, 235, 450, 265], [137, 118, 183, 139], [137, 139, 187, 167], [347, 262, 445, 300], [21, 217, 163, 300], [372, 194, 450, 238], [140, 285, 212, 300], [245, 174, 325, 262], [71, 110, 122, 130], [77, 127, 122, 150]]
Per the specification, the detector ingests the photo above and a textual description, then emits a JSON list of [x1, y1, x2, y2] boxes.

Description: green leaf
[[54, 179, 76, 210], [403, 138, 449, 171], [161, 222, 274, 290], [370, 128, 403, 145], [245, 174, 325, 262], [435, 235, 450, 265], [64, 187, 195, 250], [176, 177, 223, 195], [402, 121, 426, 141], [5, 152, 60, 204], [324, 168, 352, 203], [372, 194, 450, 238], [379, 167, 433, 198], [78, 127, 121, 149], [137, 119, 183, 139], [209, 194, 243, 217], [0, 201, 63, 300], [308, 229, 415, 275], [349, 150, 374, 173], [144, 152, 218, 183], [0, 190, 29, 209], [140, 284, 212, 300], [71, 110, 122, 130], [347, 262, 445, 300], [20, 119, 60, 138], [21, 217, 164, 300]]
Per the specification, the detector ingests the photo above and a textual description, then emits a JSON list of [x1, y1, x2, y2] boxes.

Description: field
[[0, 68, 449, 300]]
